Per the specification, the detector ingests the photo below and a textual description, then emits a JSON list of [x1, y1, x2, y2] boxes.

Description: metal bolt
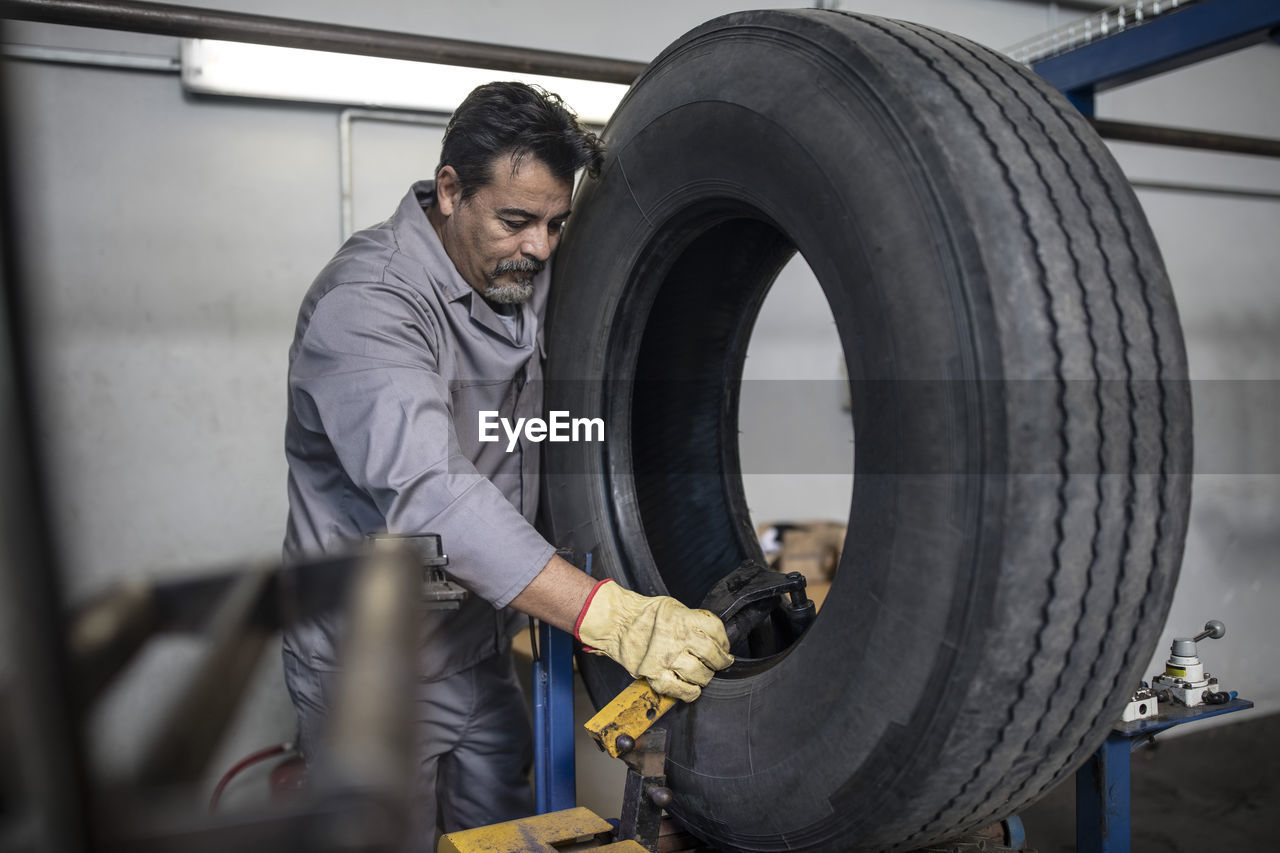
[[646, 785, 673, 808], [615, 734, 635, 755]]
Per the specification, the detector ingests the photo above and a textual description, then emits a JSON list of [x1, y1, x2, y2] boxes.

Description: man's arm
[[508, 552, 594, 631]]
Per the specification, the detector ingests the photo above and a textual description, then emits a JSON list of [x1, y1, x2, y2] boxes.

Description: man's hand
[[575, 579, 734, 702]]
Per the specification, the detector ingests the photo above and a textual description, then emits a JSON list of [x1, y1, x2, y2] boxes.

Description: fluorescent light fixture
[[180, 39, 629, 125]]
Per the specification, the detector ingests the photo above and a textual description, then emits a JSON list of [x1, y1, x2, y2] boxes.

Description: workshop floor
[[1018, 709, 1280, 852]]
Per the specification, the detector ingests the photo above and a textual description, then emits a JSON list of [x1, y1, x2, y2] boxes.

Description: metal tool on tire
[[583, 561, 814, 758]]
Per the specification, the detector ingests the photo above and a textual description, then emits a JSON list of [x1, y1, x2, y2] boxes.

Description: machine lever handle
[[1193, 619, 1226, 643]]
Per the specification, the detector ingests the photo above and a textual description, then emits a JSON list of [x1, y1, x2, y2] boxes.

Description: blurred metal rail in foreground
[[7, 538, 427, 852]]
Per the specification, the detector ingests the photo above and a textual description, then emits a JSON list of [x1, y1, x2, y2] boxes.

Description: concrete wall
[[3, 0, 1276, 815]]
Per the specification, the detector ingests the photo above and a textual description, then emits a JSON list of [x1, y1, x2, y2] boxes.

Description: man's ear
[[435, 166, 463, 216]]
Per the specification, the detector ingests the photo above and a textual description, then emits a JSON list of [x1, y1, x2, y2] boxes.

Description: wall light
[[180, 39, 630, 125]]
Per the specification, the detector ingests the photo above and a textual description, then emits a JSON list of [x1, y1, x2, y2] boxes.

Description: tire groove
[[1022, 77, 1175, 802], [843, 15, 1072, 846], [930, 36, 1134, 828], [893, 24, 1091, 840], [989, 69, 1157, 806]]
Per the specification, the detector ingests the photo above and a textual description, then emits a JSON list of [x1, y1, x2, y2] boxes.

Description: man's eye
[[501, 219, 526, 230], [549, 221, 566, 234]]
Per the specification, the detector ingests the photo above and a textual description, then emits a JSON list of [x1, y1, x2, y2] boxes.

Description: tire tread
[[843, 14, 1179, 846]]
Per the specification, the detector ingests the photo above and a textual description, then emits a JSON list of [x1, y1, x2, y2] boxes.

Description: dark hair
[[435, 82, 605, 199]]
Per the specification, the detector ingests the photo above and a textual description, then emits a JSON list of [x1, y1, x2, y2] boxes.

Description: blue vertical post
[[532, 550, 584, 813], [532, 630, 548, 812], [1076, 732, 1132, 853], [535, 619, 576, 813]]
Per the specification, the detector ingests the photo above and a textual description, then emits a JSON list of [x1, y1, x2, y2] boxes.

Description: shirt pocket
[[450, 379, 516, 463]]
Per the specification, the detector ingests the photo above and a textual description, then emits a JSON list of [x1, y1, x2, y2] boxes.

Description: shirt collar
[[395, 180, 472, 303]]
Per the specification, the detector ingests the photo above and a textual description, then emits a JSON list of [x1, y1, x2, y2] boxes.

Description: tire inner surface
[[613, 212, 802, 618]]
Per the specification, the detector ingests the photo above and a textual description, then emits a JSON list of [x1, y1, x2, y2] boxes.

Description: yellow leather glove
[[574, 579, 734, 702]]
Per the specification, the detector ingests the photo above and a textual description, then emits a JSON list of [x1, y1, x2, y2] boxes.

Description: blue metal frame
[[532, 619, 577, 813], [1074, 696, 1254, 853], [1032, 0, 1280, 116], [532, 551, 590, 814]]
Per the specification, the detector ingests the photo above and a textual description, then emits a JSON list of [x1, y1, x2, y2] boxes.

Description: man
[[280, 82, 732, 850]]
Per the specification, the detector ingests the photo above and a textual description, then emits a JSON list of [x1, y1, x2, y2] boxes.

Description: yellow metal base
[[439, 807, 646, 853]]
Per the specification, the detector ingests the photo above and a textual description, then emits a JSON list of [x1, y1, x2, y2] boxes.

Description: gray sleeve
[[289, 283, 554, 608]]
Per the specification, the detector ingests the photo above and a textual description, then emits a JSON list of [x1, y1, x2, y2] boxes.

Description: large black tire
[[542, 10, 1191, 852]]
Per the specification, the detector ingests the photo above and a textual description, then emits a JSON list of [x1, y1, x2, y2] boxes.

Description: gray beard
[[482, 279, 535, 304], [483, 258, 543, 304]]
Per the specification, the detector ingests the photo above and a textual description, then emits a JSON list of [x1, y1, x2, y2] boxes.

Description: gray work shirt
[[282, 180, 556, 680]]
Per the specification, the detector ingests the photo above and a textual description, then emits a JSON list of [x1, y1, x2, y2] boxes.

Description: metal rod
[[151, 562, 276, 633], [1128, 179, 1280, 202], [338, 108, 448, 242], [1, 41, 180, 71], [68, 577, 159, 712], [1, 0, 647, 84], [134, 568, 275, 788], [313, 544, 421, 849], [98, 805, 319, 853], [1094, 118, 1280, 158], [0, 45, 92, 852]]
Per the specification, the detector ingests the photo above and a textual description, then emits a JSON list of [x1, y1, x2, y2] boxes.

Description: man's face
[[430, 153, 574, 305]]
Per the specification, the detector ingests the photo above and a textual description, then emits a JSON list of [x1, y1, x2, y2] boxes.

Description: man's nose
[[521, 226, 552, 262]]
